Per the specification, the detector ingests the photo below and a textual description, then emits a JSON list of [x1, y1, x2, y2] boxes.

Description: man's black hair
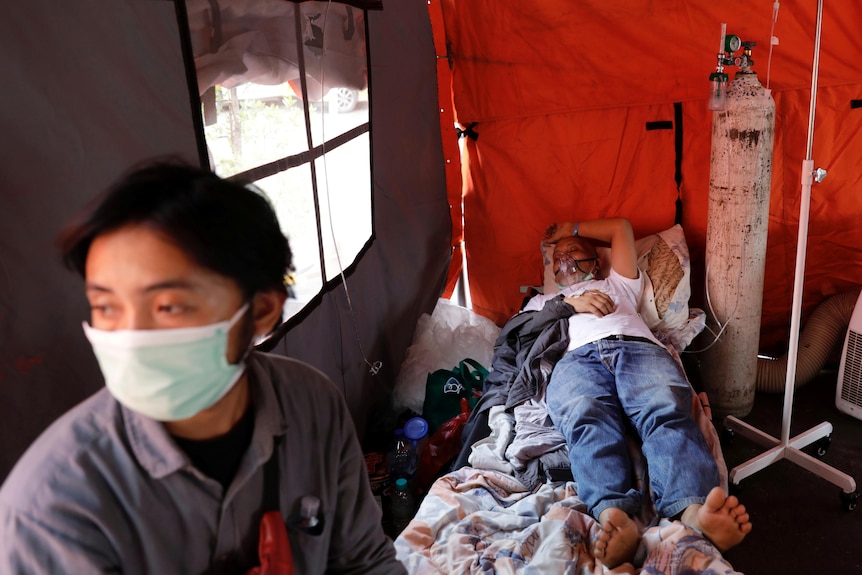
[[59, 158, 291, 298]]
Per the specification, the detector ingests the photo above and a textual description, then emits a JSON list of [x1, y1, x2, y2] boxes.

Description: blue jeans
[[546, 338, 719, 520]]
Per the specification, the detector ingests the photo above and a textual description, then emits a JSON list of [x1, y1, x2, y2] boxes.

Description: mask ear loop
[[229, 302, 256, 364], [228, 302, 252, 329]]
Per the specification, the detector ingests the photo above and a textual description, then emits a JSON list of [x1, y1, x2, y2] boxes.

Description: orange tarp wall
[[434, 0, 862, 355]]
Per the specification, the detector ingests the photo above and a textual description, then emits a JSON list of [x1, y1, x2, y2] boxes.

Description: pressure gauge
[[725, 34, 742, 53]]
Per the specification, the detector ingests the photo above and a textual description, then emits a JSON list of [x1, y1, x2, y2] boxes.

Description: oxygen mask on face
[[554, 254, 597, 288]]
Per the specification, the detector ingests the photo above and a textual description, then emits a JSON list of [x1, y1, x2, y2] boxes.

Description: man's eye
[[157, 304, 186, 314]]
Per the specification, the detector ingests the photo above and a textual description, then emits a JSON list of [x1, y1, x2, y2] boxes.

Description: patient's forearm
[[574, 218, 632, 245], [545, 218, 631, 243]]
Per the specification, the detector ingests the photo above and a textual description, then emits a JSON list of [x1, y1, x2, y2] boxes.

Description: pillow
[[540, 224, 692, 333]]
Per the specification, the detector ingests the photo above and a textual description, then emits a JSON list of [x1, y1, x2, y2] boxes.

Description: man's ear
[[251, 289, 287, 337]]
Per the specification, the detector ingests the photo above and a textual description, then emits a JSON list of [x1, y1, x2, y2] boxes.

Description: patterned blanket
[[394, 468, 743, 575]]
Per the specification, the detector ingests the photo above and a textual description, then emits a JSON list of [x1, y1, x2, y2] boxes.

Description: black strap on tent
[[456, 123, 479, 141], [645, 121, 672, 131], [645, 105, 684, 226], [673, 102, 683, 226]]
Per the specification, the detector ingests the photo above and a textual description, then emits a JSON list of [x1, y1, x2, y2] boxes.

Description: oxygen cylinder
[[701, 69, 775, 418]]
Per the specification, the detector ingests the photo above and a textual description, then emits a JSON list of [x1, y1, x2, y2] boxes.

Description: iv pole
[[723, 0, 859, 509]]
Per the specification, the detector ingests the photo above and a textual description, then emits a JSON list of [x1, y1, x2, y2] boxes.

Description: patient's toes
[[695, 487, 752, 551], [593, 508, 639, 569], [704, 485, 727, 511], [593, 524, 613, 554]]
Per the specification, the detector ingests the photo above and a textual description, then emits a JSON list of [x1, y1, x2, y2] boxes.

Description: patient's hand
[[544, 222, 575, 242], [564, 290, 615, 317]]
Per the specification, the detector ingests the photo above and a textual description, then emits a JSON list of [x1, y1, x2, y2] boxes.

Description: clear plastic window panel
[[185, 0, 372, 323]]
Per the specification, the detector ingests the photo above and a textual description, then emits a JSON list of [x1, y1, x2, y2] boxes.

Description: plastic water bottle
[[389, 477, 415, 533], [388, 428, 416, 481], [403, 416, 429, 450], [403, 417, 428, 479]]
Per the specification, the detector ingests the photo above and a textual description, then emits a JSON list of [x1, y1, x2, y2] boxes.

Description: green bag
[[422, 358, 488, 434]]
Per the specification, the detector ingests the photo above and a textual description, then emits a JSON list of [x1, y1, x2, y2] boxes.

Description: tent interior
[[3, 0, 862, 532]]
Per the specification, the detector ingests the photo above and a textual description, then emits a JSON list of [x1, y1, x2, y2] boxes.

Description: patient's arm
[[545, 218, 638, 280]]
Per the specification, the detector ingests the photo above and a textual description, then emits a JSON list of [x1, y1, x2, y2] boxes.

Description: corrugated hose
[[756, 290, 861, 393]]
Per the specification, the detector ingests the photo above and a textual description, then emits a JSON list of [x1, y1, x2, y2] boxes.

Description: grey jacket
[[454, 295, 573, 470], [0, 351, 405, 575]]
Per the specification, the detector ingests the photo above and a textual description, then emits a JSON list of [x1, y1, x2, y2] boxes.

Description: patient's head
[[553, 236, 599, 287]]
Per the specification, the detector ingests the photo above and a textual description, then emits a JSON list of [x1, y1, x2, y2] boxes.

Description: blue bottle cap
[[395, 477, 408, 489], [403, 417, 428, 441]]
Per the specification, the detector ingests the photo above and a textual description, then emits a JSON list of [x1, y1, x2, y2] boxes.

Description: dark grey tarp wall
[[0, 0, 201, 479], [0, 0, 449, 479]]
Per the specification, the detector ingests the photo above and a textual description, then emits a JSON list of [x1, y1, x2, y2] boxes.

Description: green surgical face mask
[[556, 271, 595, 290], [555, 264, 596, 290], [82, 304, 249, 421]]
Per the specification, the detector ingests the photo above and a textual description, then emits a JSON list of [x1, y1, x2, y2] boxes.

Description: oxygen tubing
[[756, 290, 861, 393]]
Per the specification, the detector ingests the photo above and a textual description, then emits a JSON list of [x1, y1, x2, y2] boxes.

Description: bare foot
[[593, 507, 640, 569], [681, 486, 752, 551]]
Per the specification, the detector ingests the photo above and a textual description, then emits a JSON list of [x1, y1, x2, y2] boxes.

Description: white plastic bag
[[393, 298, 501, 414]]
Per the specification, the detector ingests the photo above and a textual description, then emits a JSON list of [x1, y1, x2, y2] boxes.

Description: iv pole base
[[724, 415, 858, 507]]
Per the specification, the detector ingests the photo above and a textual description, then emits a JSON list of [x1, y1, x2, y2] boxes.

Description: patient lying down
[[526, 218, 752, 569]]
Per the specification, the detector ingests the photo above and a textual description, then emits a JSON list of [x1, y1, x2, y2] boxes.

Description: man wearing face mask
[[522, 218, 751, 570], [0, 161, 406, 575]]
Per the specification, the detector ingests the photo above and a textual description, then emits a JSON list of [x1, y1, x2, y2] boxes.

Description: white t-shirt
[[523, 268, 662, 352]]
